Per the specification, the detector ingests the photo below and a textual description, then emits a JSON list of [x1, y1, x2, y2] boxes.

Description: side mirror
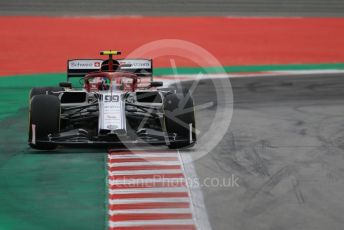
[[150, 81, 163, 87], [59, 82, 72, 88]]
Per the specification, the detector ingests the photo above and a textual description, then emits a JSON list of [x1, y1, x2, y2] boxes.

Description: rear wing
[[67, 59, 103, 79], [67, 59, 153, 80]]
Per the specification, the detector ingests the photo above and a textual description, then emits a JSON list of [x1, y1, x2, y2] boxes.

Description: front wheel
[[163, 92, 196, 149], [28, 95, 61, 150]]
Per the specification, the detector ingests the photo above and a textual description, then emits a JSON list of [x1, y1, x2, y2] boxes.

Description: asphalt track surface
[[0, 0, 344, 16], [180, 73, 344, 230]]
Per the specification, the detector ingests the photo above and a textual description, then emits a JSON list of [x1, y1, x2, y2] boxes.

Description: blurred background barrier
[[0, 0, 344, 16]]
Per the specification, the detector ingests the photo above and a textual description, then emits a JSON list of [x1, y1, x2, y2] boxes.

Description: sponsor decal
[[105, 95, 119, 103], [68, 60, 103, 69], [119, 59, 152, 69], [107, 125, 118, 130]]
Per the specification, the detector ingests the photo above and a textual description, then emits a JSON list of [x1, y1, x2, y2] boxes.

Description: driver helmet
[[101, 59, 120, 71]]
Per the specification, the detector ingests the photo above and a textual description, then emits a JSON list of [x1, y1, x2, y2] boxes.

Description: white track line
[[109, 187, 188, 194], [109, 197, 190, 205], [109, 169, 183, 176], [109, 208, 192, 215], [158, 70, 344, 81], [109, 219, 194, 228], [179, 152, 212, 230], [108, 162, 181, 167]]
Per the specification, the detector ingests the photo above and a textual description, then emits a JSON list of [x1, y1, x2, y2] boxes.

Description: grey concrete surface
[[0, 0, 344, 16], [180, 74, 344, 230]]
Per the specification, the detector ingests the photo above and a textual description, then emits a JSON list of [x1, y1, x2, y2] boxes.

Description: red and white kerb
[[107, 150, 197, 230]]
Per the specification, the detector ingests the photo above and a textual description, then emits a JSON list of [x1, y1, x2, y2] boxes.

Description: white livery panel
[[98, 92, 126, 133]]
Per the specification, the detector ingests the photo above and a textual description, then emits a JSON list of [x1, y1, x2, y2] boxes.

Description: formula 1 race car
[[28, 51, 196, 150]]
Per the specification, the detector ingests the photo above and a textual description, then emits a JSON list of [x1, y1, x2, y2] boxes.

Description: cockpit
[[84, 74, 137, 92]]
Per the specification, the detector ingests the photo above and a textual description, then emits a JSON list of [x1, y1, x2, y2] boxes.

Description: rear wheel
[[163, 92, 196, 149], [29, 95, 61, 150]]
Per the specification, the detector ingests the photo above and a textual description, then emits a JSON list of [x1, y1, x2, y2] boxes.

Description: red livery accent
[[109, 165, 181, 171]]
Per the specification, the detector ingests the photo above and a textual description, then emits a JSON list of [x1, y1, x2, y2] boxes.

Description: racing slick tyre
[[29, 87, 64, 99], [29, 95, 61, 150], [163, 92, 196, 149]]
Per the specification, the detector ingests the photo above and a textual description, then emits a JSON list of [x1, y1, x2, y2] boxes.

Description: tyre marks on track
[[107, 150, 198, 230]]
